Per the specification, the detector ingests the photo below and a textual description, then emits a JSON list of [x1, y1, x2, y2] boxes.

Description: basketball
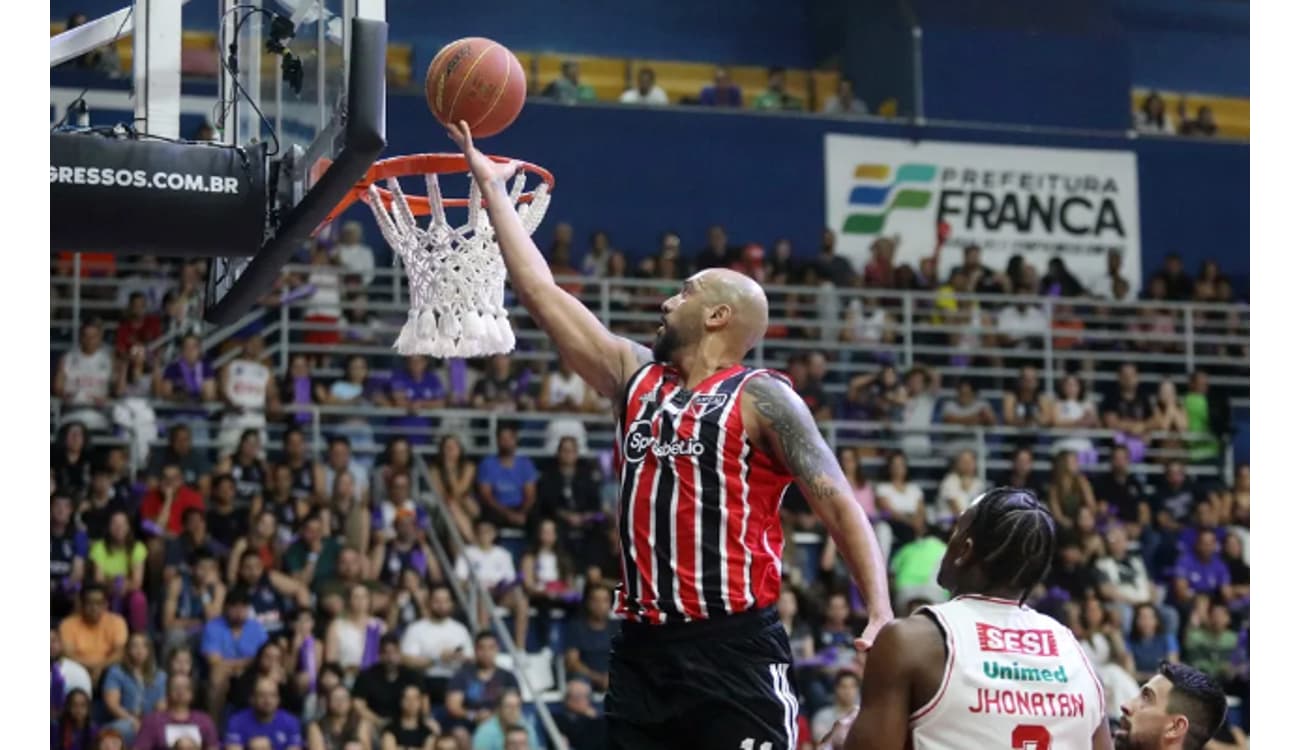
[[425, 37, 526, 138]]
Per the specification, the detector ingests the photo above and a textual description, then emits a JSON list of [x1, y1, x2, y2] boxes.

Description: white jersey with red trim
[[911, 595, 1105, 750]]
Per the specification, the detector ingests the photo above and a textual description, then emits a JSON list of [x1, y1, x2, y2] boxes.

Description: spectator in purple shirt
[[387, 355, 447, 445], [276, 355, 319, 427], [224, 676, 303, 750], [157, 334, 217, 442], [1170, 529, 1231, 611], [134, 673, 220, 750], [1177, 499, 1227, 557], [698, 67, 743, 107]]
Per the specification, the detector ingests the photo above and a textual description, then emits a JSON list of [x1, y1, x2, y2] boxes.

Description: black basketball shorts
[[605, 606, 800, 750]]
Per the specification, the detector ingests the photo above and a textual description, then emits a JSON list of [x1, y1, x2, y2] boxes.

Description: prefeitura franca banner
[[824, 134, 1142, 289]]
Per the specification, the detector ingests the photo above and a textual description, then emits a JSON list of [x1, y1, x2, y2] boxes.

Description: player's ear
[[704, 303, 732, 330], [1166, 714, 1189, 741], [953, 536, 974, 567]]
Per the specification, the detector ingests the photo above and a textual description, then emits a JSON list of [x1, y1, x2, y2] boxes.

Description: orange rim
[[317, 152, 554, 228]]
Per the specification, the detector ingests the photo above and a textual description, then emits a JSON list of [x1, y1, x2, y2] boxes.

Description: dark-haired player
[[1115, 662, 1226, 750], [831, 488, 1113, 750]]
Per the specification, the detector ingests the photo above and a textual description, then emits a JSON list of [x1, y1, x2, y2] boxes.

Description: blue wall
[[373, 97, 1248, 292]]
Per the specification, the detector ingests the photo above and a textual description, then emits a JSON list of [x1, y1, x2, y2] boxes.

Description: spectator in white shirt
[[898, 365, 939, 457], [400, 584, 473, 688], [333, 221, 376, 288], [875, 452, 927, 554], [811, 671, 861, 740], [54, 320, 114, 431], [996, 290, 1049, 352], [934, 450, 986, 532], [454, 519, 530, 650], [821, 78, 867, 115], [619, 67, 669, 106]]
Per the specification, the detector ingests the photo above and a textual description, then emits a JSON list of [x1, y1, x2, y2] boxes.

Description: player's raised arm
[[447, 121, 648, 398], [744, 374, 894, 646]]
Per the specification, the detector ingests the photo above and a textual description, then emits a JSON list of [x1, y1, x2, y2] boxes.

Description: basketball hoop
[[326, 153, 553, 358]]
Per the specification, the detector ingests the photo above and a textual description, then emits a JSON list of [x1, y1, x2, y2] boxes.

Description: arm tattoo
[[749, 376, 842, 500]]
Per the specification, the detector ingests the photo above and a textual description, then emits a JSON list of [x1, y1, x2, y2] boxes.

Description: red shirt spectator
[[114, 292, 163, 355], [862, 237, 897, 287], [732, 243, 767, 283], [141, 464, 206, 536]]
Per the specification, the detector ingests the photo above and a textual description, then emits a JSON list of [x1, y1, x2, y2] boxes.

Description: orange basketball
[[425, 37, 526, 138]]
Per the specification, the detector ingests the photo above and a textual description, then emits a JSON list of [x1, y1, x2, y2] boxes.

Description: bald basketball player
[[448, 122, 892, 750]]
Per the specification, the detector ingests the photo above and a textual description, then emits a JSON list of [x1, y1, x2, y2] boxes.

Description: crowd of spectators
[[51, 219, 1248, 749]]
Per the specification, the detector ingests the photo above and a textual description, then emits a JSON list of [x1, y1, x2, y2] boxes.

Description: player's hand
[[855, 609, 893, 652], [445, 120, 520, 187]]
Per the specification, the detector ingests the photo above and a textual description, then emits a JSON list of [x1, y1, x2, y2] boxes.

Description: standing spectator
[[140, 464, 206, 537], [305, 683, 373, 750], [277, 355, 320, 427], [54, 321, 113, 431], [698, 67, 742, 107], [1184, 370, 1224, 463], [134, 673, 220, 750], [326, 585, 386, 679], [102, 633, 167, 744], [334, 221, 376, 288], [51, 628, 94, 706], [217, 335, 278, 458], [201, 588, 269, 715], [471, 689, 540, 750], [550, 679, 604, 750], [1093, 444, 1150, 533], [897, 365, 939, 457], [752, 67, 804, 111], [619, 67, 668, 105], [934, 450, 985, 532], [304, 244, 344, 347], [1001, 366, 1051, 431], [379, 684, 438, 750], [224, 676, 304, 750], [1047, 451, 1097, 530], [353, 634, 424, 728], [693, 225, 733, 272], [812, 228, 855, 287], [821, 78, 866, 115], [52, 493, 89, 621], [1134, 91, 1174, 134], [158, 334, 218, 442], [444, 633, 520, 730], [874, 452, 927, 553], [1048, 374, 1100, 464], [541, 60, 596, 104], [387, 356, 448, 445], [564, 584, 616, 693], [53, 688, 96, 750], [1103, 363, 1153, 460], [811, 671, 860, 740], [431, 435, 478, 543], [59, 585, 127, 685], [454, 520, 530, 650], [1127, 604, 1179, 684], [1170, 530, 1231, 610], [476, 425, 538, 531], [400, 584, 474, 699], [88, 510, 149, 632], [114, 293, 162, 355]]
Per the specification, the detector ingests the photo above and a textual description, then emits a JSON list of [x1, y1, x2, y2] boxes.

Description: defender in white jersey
[[835, 487, 1114, 750]]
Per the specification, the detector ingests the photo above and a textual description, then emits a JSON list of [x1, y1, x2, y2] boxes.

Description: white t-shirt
[[224, 359, 270, 412], [57, 657, 93, 699], [900, 394, 937, 456], [875, 482, 924, 516], [336, 242, 376, 286], [400, 617, 474, 678], [455, 545, 517, 588], [61, 346, 113, 405], [936, 474, 986, 521], [996, 305, 1048, 345], [619, 86, 669, 105], [306, 268, 343, 318]]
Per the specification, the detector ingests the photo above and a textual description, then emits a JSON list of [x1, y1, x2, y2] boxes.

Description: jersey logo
[[975, 623, 1059, 657], [623, 420, 655, 464], [691, 393, 728, 418]]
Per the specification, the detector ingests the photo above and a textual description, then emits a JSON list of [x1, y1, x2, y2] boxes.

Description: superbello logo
[[841, 162, 937, 235], [622, 420, 705, 463]]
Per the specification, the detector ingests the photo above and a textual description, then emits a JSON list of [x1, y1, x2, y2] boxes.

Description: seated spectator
[[53, 423, 95, 500], [521, 517, 580, 620], [698, 67, 742, 108], [812, 671, 861, 741], [216, 335, 277, 459], [329, 472, 371, 555], [471, 689, 540, 750], [1150, 378, 1189, 438], [1149, 460, 1201, 576], [1047, 374, 1099, 464], [938, 378, 995, 453], [1073, 597, 1140, 721], [476, 425, 538, 532], [300, 662, 343, 726], [874, 452, 926, 553], [999, 446, 1045, 498], [550, 678, 604, 750], [1183, 601, 1238, 684], [229, 641, 301, 714], [60, 584, 129, 684], [400, 584, 474, 698], [224, 675, 303, 750], [52, 493, 88, 621], [536, 437, 603, 553], [326, 585, 388, 679], [1092, 443, 1149, 532], [472, 355, 529, 413], [806, 593, 858, 710], [54, 322, 114, 432], [995, 293, 1049, 355], [822, 77, 867, 114], [101, 632, 167, 743], [227, 512, 282, 589], [134, 673, 220, 750], [386, 355, 447, 446], [1127, 603, 1179, 684], [148, 423, 214, 494], [51, 627, 94, 706], [370, 509, 441, 590], [316, 547, 381, 619], [281, 427, 327, 504], [380, 684, 439, 750], [934, 450, 985, 531], [277, 355, 320, 427], [220, 429, 270, 512], [114, 292, 163, 355], [53, 688, 96, 750], [1001, 366, 1051, 431], [1221, 532, 1249, 607], [1038, 257, 1085, 298], [140, 464, 206, 538], [1102, 363, 1153, 460], [205, 474, 247, 551], [538, 361, 599, 454], [1043, 541, 1095, 604], [1179, 104, 1218, 137], [752, 67, 804, 111], [372, 473, 428, 543], [165, 508, 226, 582], [161, 549, 225, 650], [1094, 527, 1178, 637], [334, 220, 376, 287], [353, 634, 425, 728], [888, 532, 949, 614], [455, 520, 530, 650], [78, 464, 128, 542], [445, 632, 520, 730], [835, 447, 876, 525], [1184, 369, 1225, 463], [1178, 500, 1227, 558], [1171, 530, 1231, 610], [541, 60, 596, 104], [285, 512, 344, 593], [157, 333, 218, 441], [564, 584, 616, 693], [1134, 91, 1174, 134], [323, 436, 369, 508], [619, 67, 668, 105], [372, 438, 417, 508], [306, 683, 373, 750], [777, 587, 816, 663], [201, 588, 269, 715], [1047, 451, 1097, 530]]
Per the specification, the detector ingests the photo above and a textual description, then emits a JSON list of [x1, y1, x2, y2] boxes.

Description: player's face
[[654, 275, 705, 362], [1116, 676, 1184, 749]]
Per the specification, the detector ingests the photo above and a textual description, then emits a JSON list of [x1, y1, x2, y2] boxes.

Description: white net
[[366, 168, 551, 358]]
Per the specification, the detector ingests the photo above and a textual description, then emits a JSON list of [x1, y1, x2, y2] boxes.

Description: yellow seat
[[386, 42, 413, 88], [810, 69, 840, 112], [1130, 89, 1249, 139]]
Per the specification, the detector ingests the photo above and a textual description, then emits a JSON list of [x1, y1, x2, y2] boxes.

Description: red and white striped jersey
[[613, 362, 794, 624], [911, 595, 1106, 750]]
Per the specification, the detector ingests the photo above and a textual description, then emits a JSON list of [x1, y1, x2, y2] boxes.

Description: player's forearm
[[823, 494, 892, 618], [481, 179, 559, 302]]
